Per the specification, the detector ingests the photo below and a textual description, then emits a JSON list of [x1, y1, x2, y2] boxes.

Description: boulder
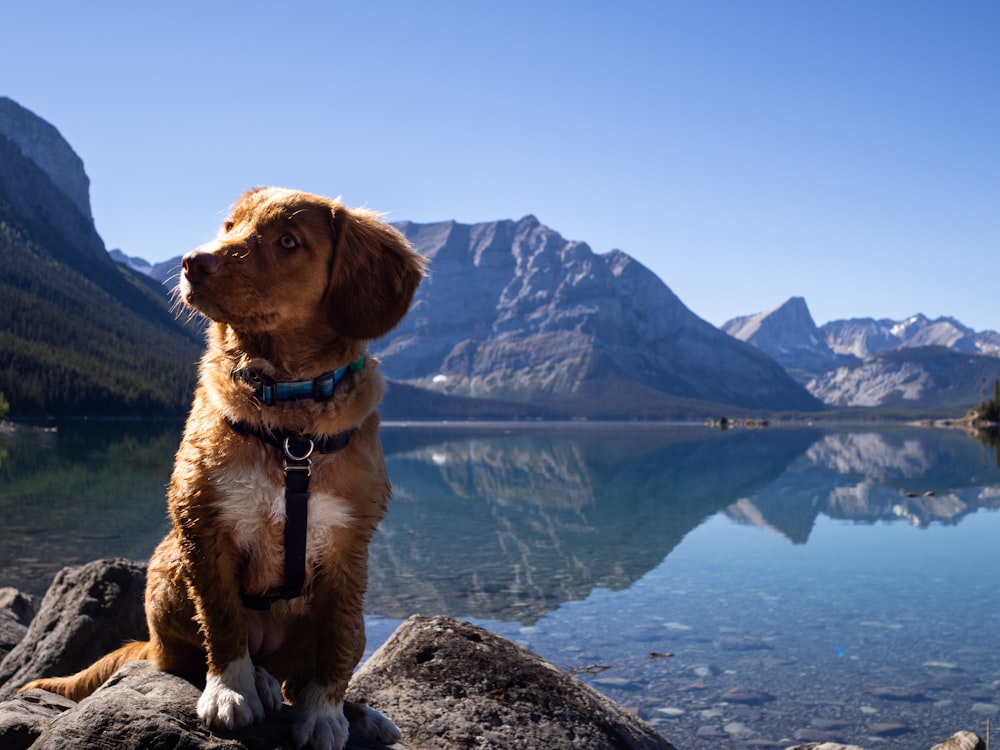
[[0, 688, 75, 750], [347, 614, 676, 750], [0, 588, 35, 663], [783, 735, 987, 750], [0, 559, 147, 700], [930, 731, 987, 750], [26, 661, 272, 750]]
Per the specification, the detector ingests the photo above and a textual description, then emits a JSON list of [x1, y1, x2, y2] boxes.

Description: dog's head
[[180, 187, 425, 341]]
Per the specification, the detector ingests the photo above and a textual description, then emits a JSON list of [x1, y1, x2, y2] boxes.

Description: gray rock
[[347, 614, 676, 749], [0, 588, 35, 663], [0, 688, 75, 750], [866, 721, 912, 737], [930, 730, 987, 750], [0, 589, 35, 626], [720, 688, 776, 705], [29, 662, 255, 750], [0, 559, 147, 700], [970, 702, 999, 716]]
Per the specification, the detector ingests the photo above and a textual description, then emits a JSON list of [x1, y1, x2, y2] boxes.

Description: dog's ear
[[325, 206, 425, 340]]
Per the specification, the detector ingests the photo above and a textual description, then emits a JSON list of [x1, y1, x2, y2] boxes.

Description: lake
[[2, 421, 998, 748]]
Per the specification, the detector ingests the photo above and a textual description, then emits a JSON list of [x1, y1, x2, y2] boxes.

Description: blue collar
[[233, 356, 365, 406]]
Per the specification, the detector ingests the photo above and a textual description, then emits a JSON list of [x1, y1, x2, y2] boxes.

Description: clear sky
[[3, 1, 998, 330]]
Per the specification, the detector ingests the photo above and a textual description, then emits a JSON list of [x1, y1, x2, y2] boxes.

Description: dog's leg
[[197, 647, 264, 729], [286, 559, 373, 750], [255, 665, 284, 713], [291, 681, 350, 750], [343, 701, 402, 745], [169, 516, 262, 730]]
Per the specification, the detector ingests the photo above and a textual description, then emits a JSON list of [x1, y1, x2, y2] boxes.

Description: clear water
[[2, 422, 998, 748]]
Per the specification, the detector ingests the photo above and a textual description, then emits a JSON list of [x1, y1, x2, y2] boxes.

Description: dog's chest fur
[[211, 457, 354, 595]]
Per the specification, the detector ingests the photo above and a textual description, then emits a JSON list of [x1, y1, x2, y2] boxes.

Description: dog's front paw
[[293, 687, 349, 750], [347, 703, 401, 745], [197, 656, 264, 729], [255, 665, 284, 713]]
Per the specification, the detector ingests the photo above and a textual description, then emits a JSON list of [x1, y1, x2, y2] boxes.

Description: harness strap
[[225, 417, 355, 610]]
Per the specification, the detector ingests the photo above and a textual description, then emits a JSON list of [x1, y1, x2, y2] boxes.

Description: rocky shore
[[0, 559, 987, 750]]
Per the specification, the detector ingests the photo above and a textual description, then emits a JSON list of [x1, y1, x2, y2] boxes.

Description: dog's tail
[[19, 640, 152, 701]]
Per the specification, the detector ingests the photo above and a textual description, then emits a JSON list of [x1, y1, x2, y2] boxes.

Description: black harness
[[225, 363, 359, 610]]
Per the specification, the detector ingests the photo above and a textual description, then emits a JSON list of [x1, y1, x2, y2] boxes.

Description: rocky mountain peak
[[721, 297, 846, 382], [0, 97, 92, 221], [724, 296, 815, 341]]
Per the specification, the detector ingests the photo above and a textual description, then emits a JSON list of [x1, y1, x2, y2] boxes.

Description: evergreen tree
[[976, 378, 1000, 422]]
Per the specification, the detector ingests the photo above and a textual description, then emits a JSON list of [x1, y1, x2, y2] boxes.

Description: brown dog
[[22, 187, 425, 749]]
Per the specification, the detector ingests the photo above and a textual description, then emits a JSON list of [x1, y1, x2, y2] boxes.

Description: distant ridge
[[725, 297, 1000, 411], [822, 314, 1000, 359]]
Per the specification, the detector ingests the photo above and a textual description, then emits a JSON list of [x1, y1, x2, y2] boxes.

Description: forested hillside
[[0, 194, 201, 418]]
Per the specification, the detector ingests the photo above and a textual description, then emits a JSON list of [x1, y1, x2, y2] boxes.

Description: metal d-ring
[[283, 436, 315, 462]]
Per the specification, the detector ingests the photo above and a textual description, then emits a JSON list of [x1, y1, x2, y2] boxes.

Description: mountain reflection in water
[[365, 425, 999, 624], [2, 423, 997, 618]]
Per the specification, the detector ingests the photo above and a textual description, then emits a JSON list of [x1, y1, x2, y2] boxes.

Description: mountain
[[806, 346, 1000, 412], [0, 99, 201, 418], [0, 97, 92, 222], [721, 296, 853, 383], [823, 314, 1000, 359], [371, 217, 821, 417], [109, 248, 153, 276], [725, 296, 1000, 411], [107, 250, 180, 286]]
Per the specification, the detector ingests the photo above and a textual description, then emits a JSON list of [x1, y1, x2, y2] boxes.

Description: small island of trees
[[973, 378, 1000, 424]]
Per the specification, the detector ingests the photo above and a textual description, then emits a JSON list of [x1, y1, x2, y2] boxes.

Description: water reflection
[[727, 428, 1000, 543], [3, 423, 998, 617], [0, 423, 180, 597], [369, 426, 819, 622], [368, 425, 1000, 624]]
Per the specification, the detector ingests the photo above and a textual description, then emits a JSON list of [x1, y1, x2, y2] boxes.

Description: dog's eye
[[278, 234, 298, 250], [223, 220, 235, 233]]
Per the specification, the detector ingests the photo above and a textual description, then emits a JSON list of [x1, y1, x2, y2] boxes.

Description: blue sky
[[3, 1, 998, 330]]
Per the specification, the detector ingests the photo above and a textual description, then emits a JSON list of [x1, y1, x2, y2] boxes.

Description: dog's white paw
[[197, 655, 264, 729], [292, 684, 349, 750], [255, 665, 284, 713], [349, 704, 401, 745]]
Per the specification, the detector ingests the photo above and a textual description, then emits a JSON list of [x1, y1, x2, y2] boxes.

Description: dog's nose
[[181, 250, 220, 279]]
